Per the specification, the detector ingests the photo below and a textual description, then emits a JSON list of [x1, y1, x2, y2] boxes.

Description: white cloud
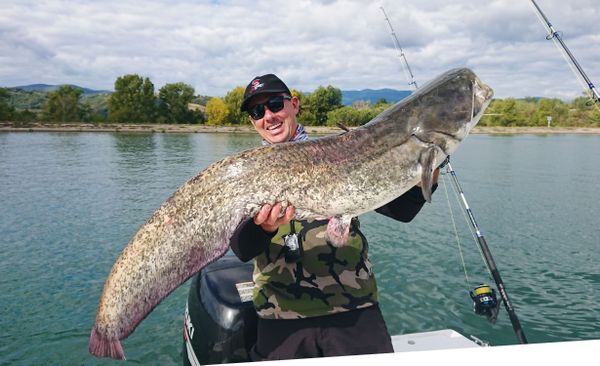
[[1, 0, 598, 100]]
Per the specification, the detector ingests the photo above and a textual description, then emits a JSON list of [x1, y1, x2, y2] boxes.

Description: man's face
[[247, 93, 299, 144]]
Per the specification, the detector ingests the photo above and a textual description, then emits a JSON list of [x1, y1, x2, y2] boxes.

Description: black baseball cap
[[240, 74, 291, 112]]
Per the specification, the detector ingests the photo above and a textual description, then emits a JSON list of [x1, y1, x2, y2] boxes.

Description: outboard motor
[[183, 254, 257, 365]]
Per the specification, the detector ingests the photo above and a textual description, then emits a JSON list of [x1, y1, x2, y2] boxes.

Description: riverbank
[[1, 122, 599, 135]]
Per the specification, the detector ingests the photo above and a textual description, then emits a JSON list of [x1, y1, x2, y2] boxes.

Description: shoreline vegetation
[[1, 122, 599, 135], [4, 78, 600, 131]]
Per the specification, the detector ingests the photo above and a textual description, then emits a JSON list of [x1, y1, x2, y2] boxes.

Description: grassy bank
[[1, 122, 600, 135]]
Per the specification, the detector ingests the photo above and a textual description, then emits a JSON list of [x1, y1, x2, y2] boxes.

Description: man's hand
[[254, 203, 295, 233]]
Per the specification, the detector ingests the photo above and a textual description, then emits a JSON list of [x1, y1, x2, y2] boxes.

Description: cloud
[[1, 0, 598, 100]]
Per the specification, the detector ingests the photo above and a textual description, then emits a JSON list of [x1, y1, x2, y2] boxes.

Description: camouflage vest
[[252, 218, 379, 319]]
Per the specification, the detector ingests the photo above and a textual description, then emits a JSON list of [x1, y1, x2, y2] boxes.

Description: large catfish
[[89, 67, 493, 359]]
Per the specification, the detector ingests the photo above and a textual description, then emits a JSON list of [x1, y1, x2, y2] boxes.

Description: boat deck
[[392, 329, 483, 352]]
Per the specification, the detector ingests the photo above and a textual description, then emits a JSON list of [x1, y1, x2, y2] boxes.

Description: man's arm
[[229, 219, 275, 262], [375, 168, 440, 222], [375, 184, 437, 222]]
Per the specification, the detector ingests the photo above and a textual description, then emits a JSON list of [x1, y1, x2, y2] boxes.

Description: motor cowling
[[183, 255, 257, 365]]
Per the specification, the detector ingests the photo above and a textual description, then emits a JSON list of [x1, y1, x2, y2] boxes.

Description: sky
[[1, 0, 599, 100]]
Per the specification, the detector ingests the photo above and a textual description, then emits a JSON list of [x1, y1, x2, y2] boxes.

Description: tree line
[[480, 97, 600, 127], [1, 74, 599, 127]]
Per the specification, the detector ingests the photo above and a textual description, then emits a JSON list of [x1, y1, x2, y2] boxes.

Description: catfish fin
[[89, 326, 125, 360], [419, 146, 436, 203]]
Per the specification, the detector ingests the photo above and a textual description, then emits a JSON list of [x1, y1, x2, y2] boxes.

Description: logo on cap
[[250, 79, 264, 94]]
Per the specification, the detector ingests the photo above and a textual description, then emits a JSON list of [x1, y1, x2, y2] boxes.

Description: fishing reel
[[470, 284, 501, 324]]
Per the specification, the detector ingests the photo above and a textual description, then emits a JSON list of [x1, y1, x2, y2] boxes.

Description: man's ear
[[291, 96, 300, 114]]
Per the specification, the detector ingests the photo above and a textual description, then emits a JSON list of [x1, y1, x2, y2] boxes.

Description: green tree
[[193, 95, 211, 106], [568, 96, 596, 127], [305, 85, 342, 125], [42, 85, 83, 122], [157, 82, 198, 123], [484, 98, 519, 126], [515, 99, 537, 126], [223, 86, 245, 124], [570, 96, 593, 111], [326, 106, 378, 127], [534, 98, 568, 126], [13, 109, 38, 123], [291, 89, 316, 125], [375, 98, 388, 106], [205, 97, 229, 125], [0, 88, 15, 121], [109, 74, 156, 123], [589, 108, 600, 127], [82, 93, 110, 123]]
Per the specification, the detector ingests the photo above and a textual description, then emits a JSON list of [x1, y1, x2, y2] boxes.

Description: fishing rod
[[530, 0, 600, 103], [445, 162, 528, 344], [380, 7, 418, 90], [379, 7, 528, 345]]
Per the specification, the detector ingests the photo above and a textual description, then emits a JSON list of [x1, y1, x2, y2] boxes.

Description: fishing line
[[546, 32, 599, 109], [531, 3, 586, 89], [444, 166, 492, 282], [381, 7, 527, 343], [440, 170, 471, 290], [446, 167, 493, 279], [441, 168, 493, 285], [380, 6, 418, 90], [471, 81, 476, 121], [450, 85, 490, 282], [445, 162, 528, 343]]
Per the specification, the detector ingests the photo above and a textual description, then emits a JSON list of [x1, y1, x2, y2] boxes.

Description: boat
[[180, 2, 600, 362], [182, 254, 482, 365]]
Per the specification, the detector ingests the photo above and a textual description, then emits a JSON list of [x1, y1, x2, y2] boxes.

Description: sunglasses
[[248, 95, 292, 120]]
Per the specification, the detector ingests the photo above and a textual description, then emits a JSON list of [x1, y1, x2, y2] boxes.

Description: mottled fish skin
[[89, 68, 493, 359]]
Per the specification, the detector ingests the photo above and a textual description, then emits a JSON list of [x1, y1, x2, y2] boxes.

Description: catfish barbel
[[89, 67, 493, 359]]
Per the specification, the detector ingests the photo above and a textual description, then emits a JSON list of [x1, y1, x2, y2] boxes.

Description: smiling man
[[240, 74, 307, 145], [232, 73, 439, 361]]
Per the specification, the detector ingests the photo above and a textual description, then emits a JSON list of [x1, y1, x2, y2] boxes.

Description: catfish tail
[[89, 326, 125, 360]]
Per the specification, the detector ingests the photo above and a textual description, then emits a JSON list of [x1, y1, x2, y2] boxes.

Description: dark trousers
[[250, 304, 394, 361]]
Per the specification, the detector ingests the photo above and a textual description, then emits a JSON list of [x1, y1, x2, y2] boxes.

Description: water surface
[[0, 132, 598, 365]]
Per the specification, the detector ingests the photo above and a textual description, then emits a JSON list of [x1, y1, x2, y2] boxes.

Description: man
[[230, 74, 439, 360]]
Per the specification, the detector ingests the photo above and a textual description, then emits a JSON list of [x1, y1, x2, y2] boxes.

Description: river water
[[0, 132, 598, 365]]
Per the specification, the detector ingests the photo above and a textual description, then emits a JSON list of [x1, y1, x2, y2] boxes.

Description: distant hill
[[6, 87, 111, 112], [341, 88, 411, 106], [6, 84, 412, 111], [9, 84, 111, 95]]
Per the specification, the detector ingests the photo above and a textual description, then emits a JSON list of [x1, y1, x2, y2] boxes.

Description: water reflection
[[112, 133, 158, 167], [225, 133, 261, 151], [110, 133, 162, 218], [158, 133, 194, 166]]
